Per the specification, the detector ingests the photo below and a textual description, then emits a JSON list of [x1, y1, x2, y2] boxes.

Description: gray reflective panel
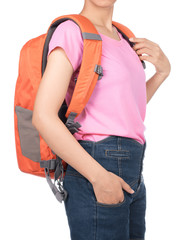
[[15, 106, 41, 162], [82, 32, 102, 41]]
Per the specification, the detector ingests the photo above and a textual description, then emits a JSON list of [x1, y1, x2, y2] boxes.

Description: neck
[[79, 1, 115, 32]]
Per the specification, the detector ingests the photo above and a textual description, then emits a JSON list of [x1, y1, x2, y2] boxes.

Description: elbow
[[32, 108, 58, 129], [32, 111, 40, 129], [32, 108, 44, 129]]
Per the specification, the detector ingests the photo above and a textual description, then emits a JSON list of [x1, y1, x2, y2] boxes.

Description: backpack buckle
[[94, 64, 103, 80], [65, 112, 82, 134], [40, 157, 68, 203]]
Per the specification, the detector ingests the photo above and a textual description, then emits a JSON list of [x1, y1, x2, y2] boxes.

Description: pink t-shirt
[[47, 20, 146, 145]]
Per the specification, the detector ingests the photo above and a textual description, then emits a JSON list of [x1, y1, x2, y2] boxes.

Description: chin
[[90, 0, 117, 8]]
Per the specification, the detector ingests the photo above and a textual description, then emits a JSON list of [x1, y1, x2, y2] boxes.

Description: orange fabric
[[48, 14, 103, 119], [112, 21, 135, 39], [14, 33, 56, 178], [14, 14, 137, 179], [65, 38, 102, 118]]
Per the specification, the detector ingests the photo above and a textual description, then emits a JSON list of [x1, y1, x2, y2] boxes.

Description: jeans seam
[[130, 179, 139, 188], [131, 179, 142, 197], [91, 142, 97, 240], [118, 158, 122, 177]]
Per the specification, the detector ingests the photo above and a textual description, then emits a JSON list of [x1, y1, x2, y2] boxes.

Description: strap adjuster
[[40, 157, 68, 203], [65, 112, 82, 134], [94, 64, 103, 80]]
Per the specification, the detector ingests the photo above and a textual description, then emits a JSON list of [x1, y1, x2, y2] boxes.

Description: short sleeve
[[47, 20, 84, 72]]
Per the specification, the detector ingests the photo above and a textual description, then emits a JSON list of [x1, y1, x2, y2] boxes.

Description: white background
[[1, 0, 186, 239]]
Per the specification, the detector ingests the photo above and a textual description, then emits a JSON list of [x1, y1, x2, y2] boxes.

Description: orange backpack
[[14, 13, 146, 203]]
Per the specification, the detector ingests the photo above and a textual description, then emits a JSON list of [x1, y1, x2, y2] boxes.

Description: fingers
[[129, 37, 160, 65], [134, 47, 154, 57], [121, 180, 135, 194], [120, 194, 125, 203], [129, 37, 158, 47], [139, 55, 155, 65], [132, 42, 152, 51], [130, 37, 157, 54]]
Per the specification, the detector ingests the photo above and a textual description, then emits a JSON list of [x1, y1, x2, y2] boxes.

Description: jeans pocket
[[105, 149, 130, 158], [87, 181, 127, 208]]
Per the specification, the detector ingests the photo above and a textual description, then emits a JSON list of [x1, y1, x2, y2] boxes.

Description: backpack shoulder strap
[[42, 14, 103, 134], [112, 20, 146, 70]]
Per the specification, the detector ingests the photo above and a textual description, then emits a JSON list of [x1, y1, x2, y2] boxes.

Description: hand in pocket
[[91, 171, 134, 205]]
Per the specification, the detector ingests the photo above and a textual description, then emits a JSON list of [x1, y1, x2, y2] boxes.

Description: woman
[[32, 0, 171, 239]]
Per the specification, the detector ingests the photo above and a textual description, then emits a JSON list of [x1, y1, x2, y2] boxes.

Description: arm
[[129, 37, 171, 104], [32, 47, 107, 184], [146, 72, 168, 104], [32, 47, 134, 204]]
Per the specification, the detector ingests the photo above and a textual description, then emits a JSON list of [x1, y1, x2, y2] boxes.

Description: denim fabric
[[63, 135, 147, 240]]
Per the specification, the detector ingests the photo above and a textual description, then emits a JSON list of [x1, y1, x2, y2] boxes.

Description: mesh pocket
[[15, 106, 41, 161]]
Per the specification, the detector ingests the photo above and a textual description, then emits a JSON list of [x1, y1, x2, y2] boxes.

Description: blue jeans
[[63, 135, 147, 240]]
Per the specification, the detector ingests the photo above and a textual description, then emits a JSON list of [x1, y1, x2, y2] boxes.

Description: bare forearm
[[32, 114, 107, 184], [146, 72, 169, 104]]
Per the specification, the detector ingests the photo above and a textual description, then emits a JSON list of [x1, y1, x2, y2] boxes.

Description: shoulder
[[53, 19, 83, 42], [58, 19, 81, 30], [48, 19, 84, 72]]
